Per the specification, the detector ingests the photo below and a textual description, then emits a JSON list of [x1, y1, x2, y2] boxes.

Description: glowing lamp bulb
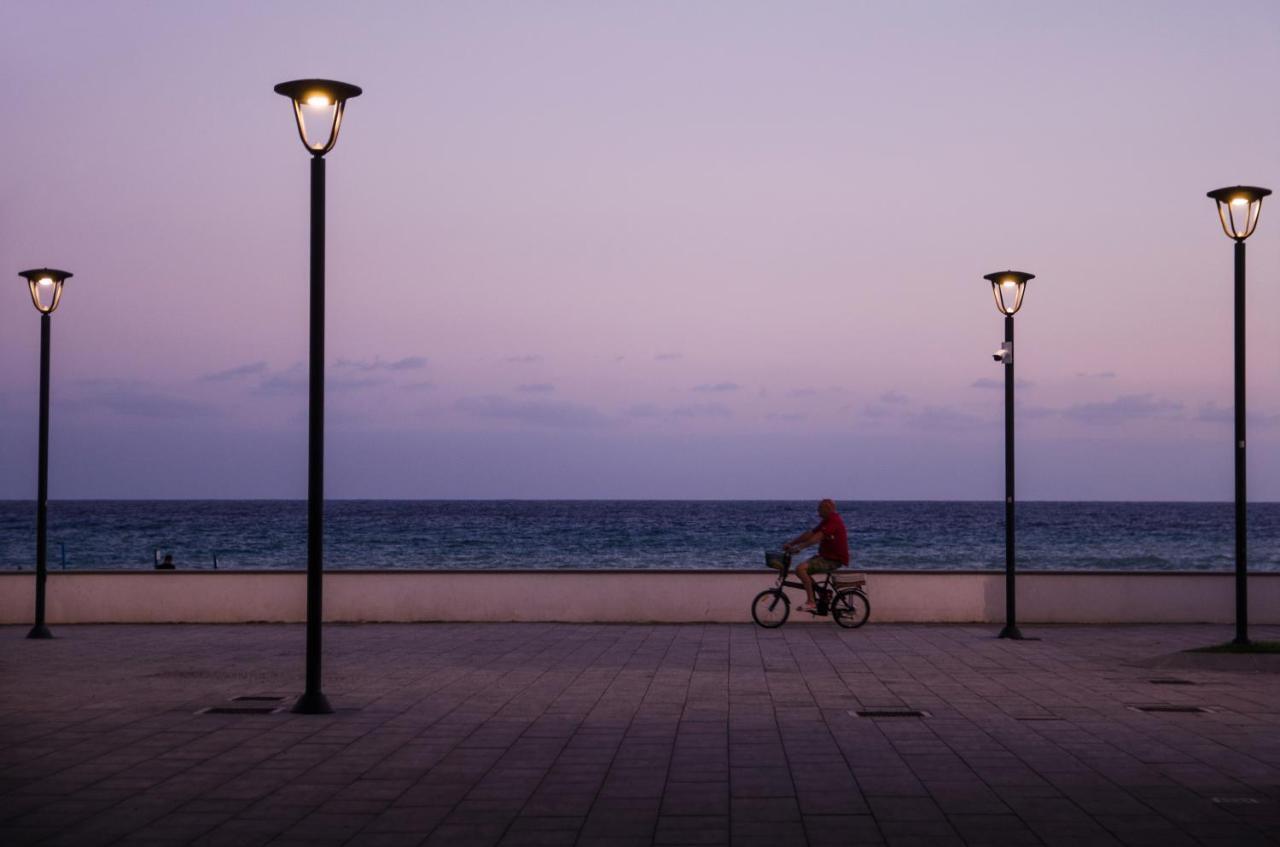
[[1231, 197, 1249, 206], [37, 277, 54, 287], [1001, 280, 1016, 288], [275, 79, 362, 155]]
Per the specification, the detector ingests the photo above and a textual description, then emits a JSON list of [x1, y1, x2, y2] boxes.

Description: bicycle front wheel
[[832, 588, 870, 629], [752, 589, 790, 628]]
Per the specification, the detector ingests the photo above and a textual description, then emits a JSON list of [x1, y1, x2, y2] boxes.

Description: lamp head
[[983, 270, 1034, 316], [1207, 185, 1270, 241], [273, 79, 362, 155], [18, 268, 73, 315]]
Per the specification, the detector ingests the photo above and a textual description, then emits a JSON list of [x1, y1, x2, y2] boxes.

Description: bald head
[[818, 499, 837, 516]]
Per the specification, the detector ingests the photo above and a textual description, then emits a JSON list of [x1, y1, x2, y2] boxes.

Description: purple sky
[[3, 1, 1280, 500]]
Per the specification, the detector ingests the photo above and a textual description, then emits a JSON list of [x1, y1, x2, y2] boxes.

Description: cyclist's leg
[[796, 560, 816, 607], [798, 560, 839, 606]]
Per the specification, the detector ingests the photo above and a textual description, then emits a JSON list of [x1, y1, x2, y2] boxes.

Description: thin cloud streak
[[254, 367, 385, 396], [201, 361, 268, 382], [68, 379, 215, 420], [457, 395, 610, 428], [904, 405, 989, 431], [335, 356, 428, 372], [625, 402, 732, 421], [1196, 402, 1280, 428], [1061, 394, 1183, 425]]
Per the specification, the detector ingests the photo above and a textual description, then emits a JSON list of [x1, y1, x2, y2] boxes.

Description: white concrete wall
[[0, 570, 1277, 624]]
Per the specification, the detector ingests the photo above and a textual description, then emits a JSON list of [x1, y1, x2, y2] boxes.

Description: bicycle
[[751, 551, 870, 629]]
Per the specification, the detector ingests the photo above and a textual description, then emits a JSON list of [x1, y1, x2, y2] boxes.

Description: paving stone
[[653, 814, 728, 845], [365, 805, 449, 833], [497, 829, 578, 847], [421, 820, 508, 846], [343, 834, 428, 847], [729, 796, 801, 822], [868, 796, 948, 822], [802, 813, 884, 846], [729, 766, 795, 798]]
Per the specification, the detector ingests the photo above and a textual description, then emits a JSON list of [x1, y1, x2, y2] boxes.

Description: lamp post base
[[26, 623, 53, 640], [997, 625, 1025, 640], [1232, 635, 1252, 647], [291, 690, 333, 715]]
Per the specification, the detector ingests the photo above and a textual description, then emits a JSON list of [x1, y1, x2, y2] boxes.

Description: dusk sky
[[3, 1, 1280, 500]]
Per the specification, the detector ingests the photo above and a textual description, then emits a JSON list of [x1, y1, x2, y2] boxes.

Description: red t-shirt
[[814, 512, 849, 565]]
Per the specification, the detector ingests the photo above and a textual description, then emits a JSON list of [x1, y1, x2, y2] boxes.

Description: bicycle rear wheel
[[751, 589, 790, 628], [832, 588, 870, 629]]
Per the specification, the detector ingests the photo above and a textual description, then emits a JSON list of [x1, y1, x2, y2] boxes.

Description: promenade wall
[[0, 570, 1277, 625]]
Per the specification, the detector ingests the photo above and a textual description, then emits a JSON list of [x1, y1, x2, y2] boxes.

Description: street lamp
[[984, 270, 1035, 640], [17, 268, 74, 640], [1207, 185, 1270, 646], [274, 78, 362, 714]]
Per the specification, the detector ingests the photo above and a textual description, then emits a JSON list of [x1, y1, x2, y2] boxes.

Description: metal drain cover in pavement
[[1128, 704, 1209, 714], [199, 706, 283, 715], [852, 708, 929, 718], [1148, 678, 1195, 685]]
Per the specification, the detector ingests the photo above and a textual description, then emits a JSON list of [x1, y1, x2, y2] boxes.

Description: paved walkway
[[1, 623, 1278, 846]]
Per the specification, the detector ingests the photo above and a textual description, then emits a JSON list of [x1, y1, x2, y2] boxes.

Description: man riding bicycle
[[783, 499, 849, 613]]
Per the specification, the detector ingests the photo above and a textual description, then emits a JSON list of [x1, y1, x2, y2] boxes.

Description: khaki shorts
[[801, 556, 844, 574]]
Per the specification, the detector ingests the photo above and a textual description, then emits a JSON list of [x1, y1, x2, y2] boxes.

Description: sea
[[1, 500, 1277, 572]]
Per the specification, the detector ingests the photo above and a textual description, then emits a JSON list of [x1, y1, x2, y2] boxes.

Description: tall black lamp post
[[985, 270, 1035, 640], [18, 268, 74, 640], [1207, 185, 1270, 646], [274, 78, 362, 714]]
